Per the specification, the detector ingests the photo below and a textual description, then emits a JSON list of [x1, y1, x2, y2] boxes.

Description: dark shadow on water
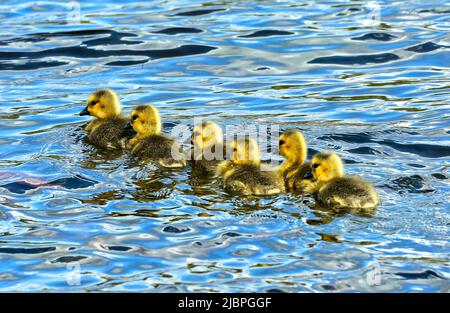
[[308, 53, 400, 65], [52, 255, 87, 263], [1, 175, 97, 194], [431, 173, 447, 180], [346, 146, 381, 156], [351, 32, 396, 41], [103, 245, 132, 252], [418, 8, 450, 14], [153, 27, 203, 35], [81, 31, 142, 47], [163, 225, 191, 234], [106, 59, 149, 66], [0, 29, 217, 70], [51, 176, 97, 189], [0, 247, 56, 254], [0, 30, 141, 47], [0, 44, 217, 70], [384, 175, 435, 194], [318, 132, 450, 158], [395, 270, 445, 280], [0, 61, 67, 71], [238, 30, 294, 38], [173, 9, 225, 16], [405, 41, 447, 53]]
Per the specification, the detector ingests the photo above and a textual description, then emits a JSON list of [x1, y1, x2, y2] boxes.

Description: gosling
[[80, 89, 131, 150], [127, 105, 186, 168], [191, 121, 226, 175], [309, 152, 379, 209], [278, 130, 316, 193], [216, 137, 284, 195]]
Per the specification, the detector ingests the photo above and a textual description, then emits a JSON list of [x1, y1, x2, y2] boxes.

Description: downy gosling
[[216, 137, 284, 195], [191, 121, 226, 175], [80, 89, 131, 150], [127, 105, 186, 168], [309, 152, 379, 209], [278, 130, 316, 193]]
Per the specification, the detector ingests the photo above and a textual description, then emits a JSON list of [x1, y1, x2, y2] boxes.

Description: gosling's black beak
[[303, 170, 313, 180], [79, 106, 90, 116], [124, 122, 133, 130], [123, 122, 136, 139]]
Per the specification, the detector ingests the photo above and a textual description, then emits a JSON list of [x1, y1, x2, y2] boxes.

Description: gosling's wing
[[88, 118, 128, 150], [319, 176, 379, 208]]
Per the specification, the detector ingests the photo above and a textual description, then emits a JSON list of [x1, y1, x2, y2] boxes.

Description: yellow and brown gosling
[[310, 152, 379, 209], [127, 105, 186, 168], [216, 137, 284, 195], [80, 89, 131, 150], [278, 130, 316, 193], [191, 121, 226, 175]]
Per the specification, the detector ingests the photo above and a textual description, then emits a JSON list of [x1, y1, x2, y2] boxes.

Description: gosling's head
[[230, 137, 260, 166], [311, 152, 344, 183], [130, 105, 161, 137], [279, 130, 307, 164], [80, 89, 121, 119], [192, 121, 223, 150]]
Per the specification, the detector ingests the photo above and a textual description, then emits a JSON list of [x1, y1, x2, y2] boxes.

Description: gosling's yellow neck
[[281, 150, 306, 168], [136, 130, 158, 139], [231, 138, 261, 167], [278, 130, 307, 175], [291, 148, 307, 165]]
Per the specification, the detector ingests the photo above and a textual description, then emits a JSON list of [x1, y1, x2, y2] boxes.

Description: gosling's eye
[[279, 140, 285, 146], [233, 148, 237, 152], [89, 101, 97, 106], [132, 114, 138, 121], [312, 163, 319, 169]]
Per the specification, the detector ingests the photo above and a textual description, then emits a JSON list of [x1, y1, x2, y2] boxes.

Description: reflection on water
[[0, 0, 449, 292]]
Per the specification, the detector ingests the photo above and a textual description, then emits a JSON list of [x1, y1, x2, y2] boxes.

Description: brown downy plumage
[[127, 105, 186, 168], [80, 89, 132, 150], [310, 152, 379, 209], [190, 121, 226, 176], [216, 137, 284, 195]]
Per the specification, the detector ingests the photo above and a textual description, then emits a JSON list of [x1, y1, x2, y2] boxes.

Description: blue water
[[0, 0, 449, 292]]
